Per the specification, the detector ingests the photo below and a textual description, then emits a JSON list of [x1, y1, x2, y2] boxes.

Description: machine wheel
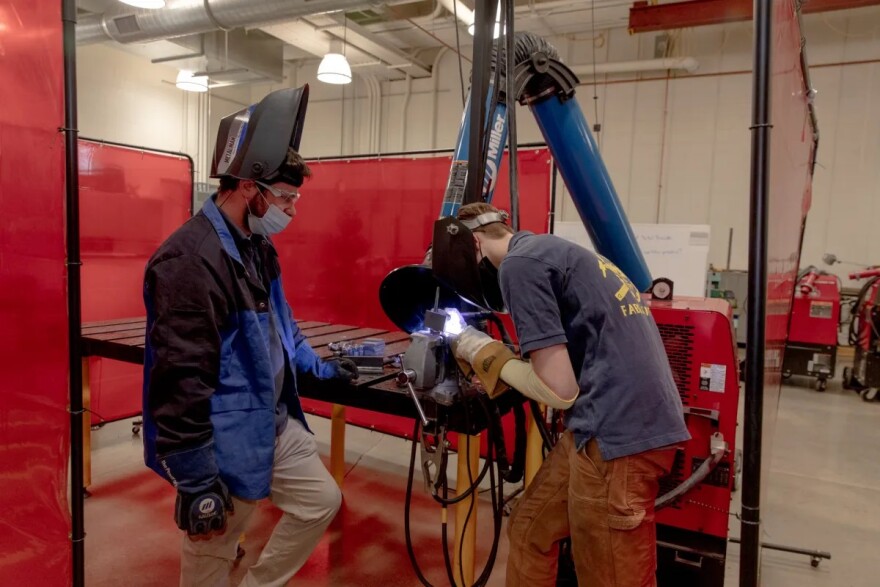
[[815, 378, 827, 392], [842, 366, 852, 389]]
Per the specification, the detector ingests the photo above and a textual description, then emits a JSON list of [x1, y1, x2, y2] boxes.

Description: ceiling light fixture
[[175, 70, 209, 92], [118, 0, 166, 8], [318, 17, 352, 85]]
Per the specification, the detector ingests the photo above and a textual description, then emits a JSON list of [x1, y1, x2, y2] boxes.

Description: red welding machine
[[782, 269, 841, 391], [649, 297, 740, 586]]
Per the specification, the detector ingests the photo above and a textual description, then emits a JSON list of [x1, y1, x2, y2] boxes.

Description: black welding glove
[[174, 479, 234, 538], [321, 358, 359, 381]]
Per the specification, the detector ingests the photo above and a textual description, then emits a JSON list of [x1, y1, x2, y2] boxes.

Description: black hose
[[62, 1, 85, 585], [405, 420, 436, 587], [529, 400, 555, 453], [506, 401, 527, 483], [431, 451, 492, 506], [487, 313, 513, 346]]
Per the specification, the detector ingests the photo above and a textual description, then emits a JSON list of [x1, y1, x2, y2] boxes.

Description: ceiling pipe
[[437, 0, 474, 28], [570, 57, 699, 76], [76, 0, 372, 45]]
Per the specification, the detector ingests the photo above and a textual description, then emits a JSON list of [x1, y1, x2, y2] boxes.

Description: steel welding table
[[79, 317, 514, 586]]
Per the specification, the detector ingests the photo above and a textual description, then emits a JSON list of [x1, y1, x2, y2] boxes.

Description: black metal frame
[[61, 1, 85, 585], [740, 0, 773, 584]]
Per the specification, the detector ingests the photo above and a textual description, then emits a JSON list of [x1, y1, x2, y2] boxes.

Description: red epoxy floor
[[85, 423, 510, 587]]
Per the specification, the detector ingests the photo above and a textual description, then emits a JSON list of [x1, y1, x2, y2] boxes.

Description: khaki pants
[[180, 418, 342, 587], [507, 431, 676, 587]]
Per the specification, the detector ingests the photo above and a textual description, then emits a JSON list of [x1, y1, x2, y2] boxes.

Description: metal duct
[[76, 0, 372, 45]]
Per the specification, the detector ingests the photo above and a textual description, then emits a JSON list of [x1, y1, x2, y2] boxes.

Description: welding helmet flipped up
[[210, 85, 309, 183], [431, 210, 509, 314]]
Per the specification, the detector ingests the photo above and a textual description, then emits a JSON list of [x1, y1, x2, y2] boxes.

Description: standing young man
[[451, 202, 690, 586], [142, 87, 357, 587]]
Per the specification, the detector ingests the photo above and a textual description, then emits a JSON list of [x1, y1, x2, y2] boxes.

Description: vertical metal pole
[[727, 227, 734, 270], [549, 161, 558, 234], [740, 0, 773, 585], [62, 0, 85, 585], [464, 0, 500, 205], [504, 0, 520, 231]]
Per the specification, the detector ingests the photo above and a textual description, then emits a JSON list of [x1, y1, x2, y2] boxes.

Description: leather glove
[[451, 326, 495, 363], [174, 479, 234, 540], [322, 358, 359, 381], [452, 327, 516, 399]]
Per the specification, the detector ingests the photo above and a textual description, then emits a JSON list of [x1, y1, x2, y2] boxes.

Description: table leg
[[82, 357, 91, 490], [330, 404, 346, 488], [452, 433, 481, 587], [525, 404, 545, 488]]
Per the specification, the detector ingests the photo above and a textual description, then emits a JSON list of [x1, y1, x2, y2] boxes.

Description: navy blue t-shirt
[[499, 231, 690, 460]]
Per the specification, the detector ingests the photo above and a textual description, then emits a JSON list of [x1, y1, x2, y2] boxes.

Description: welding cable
[[486, 313, 513, 345], [529, 399, 555, 453], [655, 435, 727, 510], [405, 420, 436, 587], [430, 447, 492, 506], [459, 394, 506, 587], [474, 400, 507, 587]]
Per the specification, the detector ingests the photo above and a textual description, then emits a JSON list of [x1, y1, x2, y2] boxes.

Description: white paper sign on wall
[[552, 222, 712, 297]]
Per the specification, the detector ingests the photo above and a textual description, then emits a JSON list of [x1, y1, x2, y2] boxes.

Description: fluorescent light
[[175, 70, 208, 93], [118, 0, 166, 8], [317, 53, 352, 85], [467, 4, 505, 39]]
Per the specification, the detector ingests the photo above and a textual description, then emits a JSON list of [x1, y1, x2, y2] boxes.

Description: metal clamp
[[419, 426, 448, 495]]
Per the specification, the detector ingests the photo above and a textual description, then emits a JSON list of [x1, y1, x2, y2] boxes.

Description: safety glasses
[[256, 181, 300, 204]]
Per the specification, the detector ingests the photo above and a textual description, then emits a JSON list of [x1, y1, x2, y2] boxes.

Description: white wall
[[76, 6, 880, 285], [77, 44, 200, 163]]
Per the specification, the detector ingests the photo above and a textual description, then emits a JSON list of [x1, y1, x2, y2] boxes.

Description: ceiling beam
[[629, 0, 880, 33]]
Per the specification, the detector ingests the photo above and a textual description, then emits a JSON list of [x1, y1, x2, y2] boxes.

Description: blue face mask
[[248, 190, 291, 236]]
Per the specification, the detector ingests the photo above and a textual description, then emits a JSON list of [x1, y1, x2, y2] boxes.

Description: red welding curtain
[[762, 0, 817, 522], [275, 148, 552, 330], [274, 149, 552, 437], [0, 1, 71, 584], [79, 141, 192, 423]]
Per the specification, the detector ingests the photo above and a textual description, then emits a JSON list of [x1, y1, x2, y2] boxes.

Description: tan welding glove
[[451, 327, 516, 398]]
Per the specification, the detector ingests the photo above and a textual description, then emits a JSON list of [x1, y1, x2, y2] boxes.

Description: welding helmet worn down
[[431, 211, 509, 314], [211, 85, 309, 184]]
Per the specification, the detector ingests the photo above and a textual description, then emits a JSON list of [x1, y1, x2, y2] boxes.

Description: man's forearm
[[500, 359, 576, 410]]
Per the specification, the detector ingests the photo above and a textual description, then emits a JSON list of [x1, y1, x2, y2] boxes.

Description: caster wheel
[[132, 426, 141, 435], [811, 556, 820, 568], [842, 367, 852, 389], [861, 388, 879, 402], [815, 378, 827, 392], [782, 370, 792, 380]]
